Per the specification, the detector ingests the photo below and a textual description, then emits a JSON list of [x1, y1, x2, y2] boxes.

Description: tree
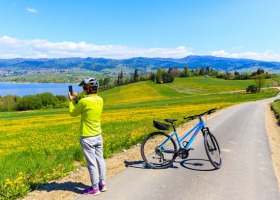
[[234, 71, 240, 76], [193, 68, 200, 76], [254, 74, 266, 92], [124, 77, 131, 84], [155, 68, 164, 83], [56, 95, 68, 102], [180, 66, 189, 77], [17, 95, 43, 111], [162, 72, 174, 83], [246, 85, 258, 93], [206, 66, 210, 75], [168, 68, 181, 77], [209, 68, 218, 76], [36, 92, 59, 107], [150, 72, 156, 82], [0, 95, 20, 111], [117, 71, 124, 85], [199, 67, 205, 75], [103, 77, 111, 86], [133, 69, 139, 82], [153, 68, 174, 84], [257, 68, 264, 75], [98, 78, 104, 87], [252, 68, 265, 76]]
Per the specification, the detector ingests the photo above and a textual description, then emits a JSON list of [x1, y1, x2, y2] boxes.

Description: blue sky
[[0, 0, 280, 61]]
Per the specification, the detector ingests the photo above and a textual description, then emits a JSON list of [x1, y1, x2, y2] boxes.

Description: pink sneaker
[[99, 184, 107, 192], [83, 186, 100, 195]]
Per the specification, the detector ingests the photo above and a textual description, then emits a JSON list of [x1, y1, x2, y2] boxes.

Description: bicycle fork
[[202, 127, 217, 151]]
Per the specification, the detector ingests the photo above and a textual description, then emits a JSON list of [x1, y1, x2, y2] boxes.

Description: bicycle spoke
[[141, 132, 177, 169]]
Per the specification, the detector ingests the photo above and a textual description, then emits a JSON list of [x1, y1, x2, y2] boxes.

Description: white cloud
[[211, 50, 230, 57], [0, 36, 193, 59], [210, 49, 280, 62], [0, 36, 280, 62], [27, 7, 39, 14]]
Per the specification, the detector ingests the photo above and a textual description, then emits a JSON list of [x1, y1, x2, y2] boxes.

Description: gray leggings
[[80, 135, 106, 188]]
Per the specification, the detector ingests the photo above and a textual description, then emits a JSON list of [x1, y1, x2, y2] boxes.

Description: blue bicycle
[[141, 108, 222, 169]]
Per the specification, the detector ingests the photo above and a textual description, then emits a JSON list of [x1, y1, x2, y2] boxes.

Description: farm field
[[0, 77, 278, 199]]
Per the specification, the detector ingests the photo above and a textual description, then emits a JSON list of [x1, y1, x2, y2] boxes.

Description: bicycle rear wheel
[[141, 132, 177, 169], [204, 131, 222, 169]]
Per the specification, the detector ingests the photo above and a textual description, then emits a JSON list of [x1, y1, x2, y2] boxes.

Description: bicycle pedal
[[188, 148, 194, 151]]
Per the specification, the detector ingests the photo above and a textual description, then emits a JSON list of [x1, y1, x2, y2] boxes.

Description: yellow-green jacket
[[69, 94, 103, 137]]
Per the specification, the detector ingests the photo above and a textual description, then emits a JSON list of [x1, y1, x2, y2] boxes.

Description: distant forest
[[1, 67, 278, 112]]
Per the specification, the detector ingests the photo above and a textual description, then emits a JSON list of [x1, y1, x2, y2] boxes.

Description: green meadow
[[0, 77, 278, 199]]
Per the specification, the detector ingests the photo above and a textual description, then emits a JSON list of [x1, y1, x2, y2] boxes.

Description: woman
[[68, 78, 107, 195]]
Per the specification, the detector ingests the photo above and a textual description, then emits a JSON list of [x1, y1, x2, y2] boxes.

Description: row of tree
[[98, 67, 272, 91], [216, 69, 272, 80], [98, 66, 233, 88], [116, 69, 149, 85], [0, 92, 68, 112], [149, 66, 221, 83], [155, 66, 272, 81], [98, 69, 150, 90], [0, 67, 273, 112]]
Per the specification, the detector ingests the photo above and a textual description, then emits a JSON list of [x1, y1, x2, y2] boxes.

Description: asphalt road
[[76, 96, 280, 200]]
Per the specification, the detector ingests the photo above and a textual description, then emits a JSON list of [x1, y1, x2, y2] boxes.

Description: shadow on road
[[180, 158, 217, 171], [123, 159, 217, 172], [124, 160, 180, 169], [35, 181, 88, 194], [124, 160, 148, 169]]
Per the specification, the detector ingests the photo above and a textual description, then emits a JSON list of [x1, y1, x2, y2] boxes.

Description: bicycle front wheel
[[204, 131, 222, 169], [141, 132, 177, 169]]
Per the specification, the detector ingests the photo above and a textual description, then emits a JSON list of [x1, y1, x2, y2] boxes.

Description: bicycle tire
[[141, 132, 177, 169], [204, 130, 222, 169]]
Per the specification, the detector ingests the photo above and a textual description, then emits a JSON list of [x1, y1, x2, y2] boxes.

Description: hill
[[0, 56, 280, 75]]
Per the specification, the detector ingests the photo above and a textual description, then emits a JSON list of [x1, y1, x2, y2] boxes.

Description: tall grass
[[0, 77, 278, 199], [271, 99, 280, 125]]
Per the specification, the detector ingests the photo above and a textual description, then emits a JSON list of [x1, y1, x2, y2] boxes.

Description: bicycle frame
[[159, 118, 206, 152]]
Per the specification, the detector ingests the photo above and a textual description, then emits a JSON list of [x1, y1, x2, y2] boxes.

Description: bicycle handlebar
[[184, 108, 217, 120]]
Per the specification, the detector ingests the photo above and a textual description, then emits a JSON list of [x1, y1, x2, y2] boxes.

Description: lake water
[[0, 82, 83, 97]]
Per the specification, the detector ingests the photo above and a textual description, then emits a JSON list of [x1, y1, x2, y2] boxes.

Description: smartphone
[[68, 85, 73, 95]]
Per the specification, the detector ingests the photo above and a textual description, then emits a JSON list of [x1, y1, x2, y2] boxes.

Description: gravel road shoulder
[[265, 104, 280, 191]]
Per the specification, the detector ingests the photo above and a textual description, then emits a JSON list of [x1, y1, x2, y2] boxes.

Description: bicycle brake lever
[[184, 116, 195, 120]]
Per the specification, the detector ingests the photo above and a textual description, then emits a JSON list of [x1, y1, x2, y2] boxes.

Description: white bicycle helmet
[[79, 78, 99, 88]]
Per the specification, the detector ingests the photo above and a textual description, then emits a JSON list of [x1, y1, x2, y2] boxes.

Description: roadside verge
[[265, 104, 280, 192]]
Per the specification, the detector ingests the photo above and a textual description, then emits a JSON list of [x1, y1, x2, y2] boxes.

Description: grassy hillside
[[0, 77, 278, 199], [271, 99, 280, 124]]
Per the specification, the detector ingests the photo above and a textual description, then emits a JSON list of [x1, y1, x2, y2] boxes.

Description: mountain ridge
[[0, 55, 279, 73]]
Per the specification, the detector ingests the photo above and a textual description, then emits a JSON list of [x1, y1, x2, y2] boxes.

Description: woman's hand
[[68, 92, 78, 102]]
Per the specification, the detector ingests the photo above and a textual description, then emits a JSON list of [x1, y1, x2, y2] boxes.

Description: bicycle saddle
[[164, 118, 178, 123]]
